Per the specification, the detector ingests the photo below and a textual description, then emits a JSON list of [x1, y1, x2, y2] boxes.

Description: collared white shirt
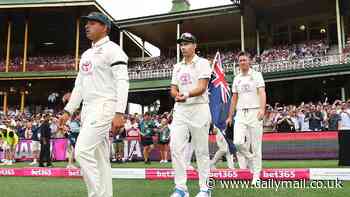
[[232, 68, 265, 110], [171, 55, 212, 105], [340, 109, 350, 130], [65, 36, 129, 114]]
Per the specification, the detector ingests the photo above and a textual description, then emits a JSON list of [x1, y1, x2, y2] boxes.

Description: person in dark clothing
[[305, 105, 323, 131], [276, 112, 295, 132], [328, 108, 341, 131], [39, 115, 52, 167]]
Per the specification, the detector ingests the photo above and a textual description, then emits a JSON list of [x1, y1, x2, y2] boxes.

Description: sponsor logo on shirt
[[179, 73, 192, 85], [81, 60, 93, 74]]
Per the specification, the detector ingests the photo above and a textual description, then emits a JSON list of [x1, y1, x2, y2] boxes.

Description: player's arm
[[110, 51, 129, 115], [170, 85, 179, 98], [61, 72, 83, 125], [139, 122, 145, 136], [170, 65, 180, 99], [228, 93, 238, 117], [226, 76, 238, 126], [110, 46, 129, 132], [186, 79, 209, 98], [258, 87, 266, 111], [257, 72, 266, 120], [180, 60, 211, 100], [64, 72, 83, 115]]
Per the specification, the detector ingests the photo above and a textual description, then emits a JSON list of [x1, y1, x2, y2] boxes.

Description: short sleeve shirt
[[171, 55, 212, 105], [232, 68, 265, 110]]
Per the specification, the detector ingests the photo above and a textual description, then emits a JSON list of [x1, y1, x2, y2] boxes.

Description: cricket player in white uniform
[[226, 51, 266, 185], [170, 33, 212, 197], [60, 12, 129, 197]]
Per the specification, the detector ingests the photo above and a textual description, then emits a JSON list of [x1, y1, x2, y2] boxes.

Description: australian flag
[[209, 51, 236, 155]]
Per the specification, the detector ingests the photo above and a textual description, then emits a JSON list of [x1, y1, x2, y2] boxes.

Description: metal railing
[[129, 54, 350, 80]]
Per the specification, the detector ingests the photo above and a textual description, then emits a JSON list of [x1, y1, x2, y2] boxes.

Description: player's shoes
[[66, 164, 78, 169], [187, 165, 195, 170], [195, 190, 211, 197], [164, 160, 168, 163], [160, 160, 164, 163], [251, 175, 261, 186], [170, 188, 189, 197]]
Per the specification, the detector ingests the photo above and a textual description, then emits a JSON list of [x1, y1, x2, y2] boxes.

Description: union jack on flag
[[211, 52, 230, 103]]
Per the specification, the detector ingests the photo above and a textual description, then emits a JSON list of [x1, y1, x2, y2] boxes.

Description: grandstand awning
[[0, 0, 115, 21], [114, 5, 242, 49]]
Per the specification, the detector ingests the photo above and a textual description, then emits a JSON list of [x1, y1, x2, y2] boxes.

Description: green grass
[[2, 177, 349, 197], [1, 160, 349, 197], [0, 159, 340, 169]]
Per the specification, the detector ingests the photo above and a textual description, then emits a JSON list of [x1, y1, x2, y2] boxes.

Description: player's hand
[[175, 94, 187, 102], [111, 113, 125, 134], [59, 112, 70, 127], [225, 117, 233, 126], [257, 109, 265, 121], [232, 153, 238, 163]]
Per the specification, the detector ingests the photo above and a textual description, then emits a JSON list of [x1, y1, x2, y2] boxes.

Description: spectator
[[24, 121, 33, 139], [125, 117, 140, 137], [139, 112, 156, 164], [157, 117, 170, 163], [305, 105, 323, 131], [112, 127, 126, 163], [290, 110, 300, 131], [39, 115, 52, 167], [65, 113, 80, 169], [339, 103, 350, 130], [30, 119, 41, 166], [328, 107, 342, 131], [276, 112, 295, 132]]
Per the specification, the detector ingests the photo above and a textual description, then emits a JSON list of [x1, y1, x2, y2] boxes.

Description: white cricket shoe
[[170, 188, 189, 197], [187, 165, 195, 170], [66, 164, 78, 169], [251, 175, 261, 186], [195, 190, 211, 197]]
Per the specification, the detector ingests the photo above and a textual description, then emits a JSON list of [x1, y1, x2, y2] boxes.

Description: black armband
[[111, 61, 127, 67]]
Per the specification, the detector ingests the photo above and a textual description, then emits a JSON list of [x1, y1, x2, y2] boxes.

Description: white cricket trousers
[[185, 142, 194, 169], [211, 131, 235, 169], [170, 103, 211, 192], [234, 108, 263, 178], [75, 101, 116, 197]]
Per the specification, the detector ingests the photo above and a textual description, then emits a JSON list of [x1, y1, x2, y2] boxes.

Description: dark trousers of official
[[39, 138, 51, 166], [338, 130, 350, 166]]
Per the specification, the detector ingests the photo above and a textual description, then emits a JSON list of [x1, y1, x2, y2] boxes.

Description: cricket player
[[170, 32, 212, 197], [59, 12, 129, 197], [226, 51, 266, 185]]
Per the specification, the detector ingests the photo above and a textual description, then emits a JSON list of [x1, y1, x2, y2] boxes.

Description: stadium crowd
[[0, 39, 339, 74], [0, 97, 350, 165], [0, 55, 75, 72]]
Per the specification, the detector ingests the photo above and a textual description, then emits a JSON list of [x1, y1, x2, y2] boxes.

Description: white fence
[[129, 54, 350, 80]]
